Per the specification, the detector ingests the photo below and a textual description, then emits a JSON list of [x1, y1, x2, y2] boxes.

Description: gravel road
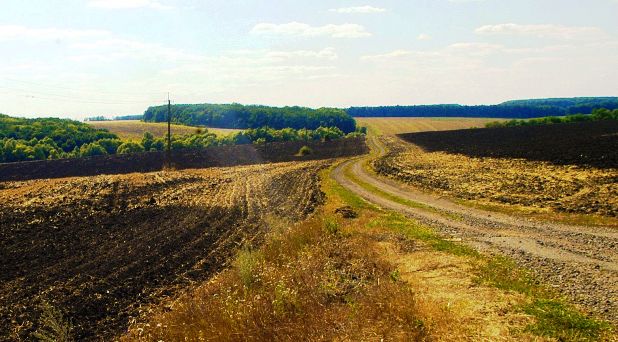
[[332, 136, 618, 324]]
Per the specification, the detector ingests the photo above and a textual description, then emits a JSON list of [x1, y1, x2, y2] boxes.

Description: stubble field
[[373, 121, 618, 221], [88, 120, 241, 140], [355, 117, 502, 135], [0, 160, 326, 341]]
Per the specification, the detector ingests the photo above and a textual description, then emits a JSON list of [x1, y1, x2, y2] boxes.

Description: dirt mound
[[398, 120, 618, 169], [0, 161, 327, 340]]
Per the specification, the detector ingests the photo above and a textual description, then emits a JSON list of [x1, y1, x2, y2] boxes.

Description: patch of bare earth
[[0, 161, 326, 341]]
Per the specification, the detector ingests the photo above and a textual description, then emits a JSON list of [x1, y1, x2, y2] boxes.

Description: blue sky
[[1, 0, 617, 119]]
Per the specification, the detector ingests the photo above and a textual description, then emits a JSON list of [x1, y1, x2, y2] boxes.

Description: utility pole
[[166, 93, 171, 168]]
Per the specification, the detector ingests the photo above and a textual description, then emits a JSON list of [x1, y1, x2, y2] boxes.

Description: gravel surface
[[332, 136, 618, 324]]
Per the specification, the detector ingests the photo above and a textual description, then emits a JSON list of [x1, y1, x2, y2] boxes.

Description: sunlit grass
[[335, 160, 614, 340]]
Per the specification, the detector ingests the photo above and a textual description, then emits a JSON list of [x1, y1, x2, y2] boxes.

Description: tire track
[[333, 136, 618, 323]]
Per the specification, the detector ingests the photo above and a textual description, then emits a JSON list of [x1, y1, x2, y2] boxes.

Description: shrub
[[79, 142, 108, 157], [298, 145, 312, 156], [32, 301, 72, 342], [234, 248, 262, 289], [117, 142, 145, 154], [94, 138, 122, 154]]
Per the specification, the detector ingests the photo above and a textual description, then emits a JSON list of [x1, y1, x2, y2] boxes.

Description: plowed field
[[0, 161, 326, 341]]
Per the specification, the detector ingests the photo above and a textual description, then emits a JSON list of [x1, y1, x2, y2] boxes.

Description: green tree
[[117, 142, 145, 154], [79, 142, 108, 157], [141, 132, 155, 151]]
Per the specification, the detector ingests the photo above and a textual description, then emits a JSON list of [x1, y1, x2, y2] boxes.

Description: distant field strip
[[355, 117, 503, 135], [88, 120, 241, 140]]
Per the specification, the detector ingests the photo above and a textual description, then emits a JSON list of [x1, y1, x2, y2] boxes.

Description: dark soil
[[398, 120, 618, 169], [0, 161, 326, 340]]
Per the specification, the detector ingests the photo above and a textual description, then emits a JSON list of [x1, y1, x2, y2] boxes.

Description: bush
[[79, 142, 108, 157], [96, 138, 122, 154], [117, 142, 145, 154], [298, 146, 312, 156], [234, 249, 262, 289]]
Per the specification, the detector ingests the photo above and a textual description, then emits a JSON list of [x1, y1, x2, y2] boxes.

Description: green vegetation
[[485, 108, 618, 128], [348, 97, 618, 119], [85, 115, 142, 121], [113, 114, 142, 121], [523, 300, 610, 341], [84, 116, 110, 122], [143, 103, 357, 133], [0, 113, 363, 163], [0, 114, 117, 162], [32, 301, 72, 342], [298, 145, 313, 156]]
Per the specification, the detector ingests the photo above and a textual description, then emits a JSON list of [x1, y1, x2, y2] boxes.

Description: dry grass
[[374, 136, 618, 223], [122, 215, 435, 341], [88, 120, 241, 140], [356, 117, 503, 135], [120, 165, 594, 341]]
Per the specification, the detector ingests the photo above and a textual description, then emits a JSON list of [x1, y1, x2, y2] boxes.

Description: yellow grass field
[[356, 117, 504, 135], [88, 120, 241, 140]]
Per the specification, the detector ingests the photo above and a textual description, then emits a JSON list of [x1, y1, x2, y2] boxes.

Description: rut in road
[[332, 136, 618, 324]]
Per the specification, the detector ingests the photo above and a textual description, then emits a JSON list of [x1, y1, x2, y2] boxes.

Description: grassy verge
[[123, 166, 436, 340], [338, 161, 613, 341], [123, 161, 613, 341]]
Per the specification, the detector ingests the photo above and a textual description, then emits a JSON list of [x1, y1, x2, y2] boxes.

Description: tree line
[[348, 97, 618, 118], [143, 103, 357, 133], [485, 108, 618, 128], [0, 113, 364, 163], [84, 114, 142, 121]]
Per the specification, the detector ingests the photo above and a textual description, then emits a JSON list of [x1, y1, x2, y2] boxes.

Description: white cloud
[[68, 38, 200, 63], [357, 38, 618, 105], [328, 6, 386, 13], [251, 22, 371, 38], [361, 49, 413, 61], [476, 23, 607, 40], [0, 25, 109, 41], [447, 42, 504, 56], [88, 0, 173, 10], [417, 33, 431, 41], [266, 48, 338, 61]]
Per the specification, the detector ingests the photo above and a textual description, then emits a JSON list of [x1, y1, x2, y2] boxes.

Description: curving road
[[332, 135, 618, 323]]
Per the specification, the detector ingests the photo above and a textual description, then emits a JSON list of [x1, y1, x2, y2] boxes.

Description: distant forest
[[84, 114, 142, 121], [348, 97, 618, 118], [143, 103, 357, 133]]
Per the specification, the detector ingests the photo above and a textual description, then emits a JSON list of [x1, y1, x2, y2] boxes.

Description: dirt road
[[332, 136, 618, 323]]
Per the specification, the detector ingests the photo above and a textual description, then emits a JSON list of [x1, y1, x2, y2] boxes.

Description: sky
[[1, 0, 617, 119]]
